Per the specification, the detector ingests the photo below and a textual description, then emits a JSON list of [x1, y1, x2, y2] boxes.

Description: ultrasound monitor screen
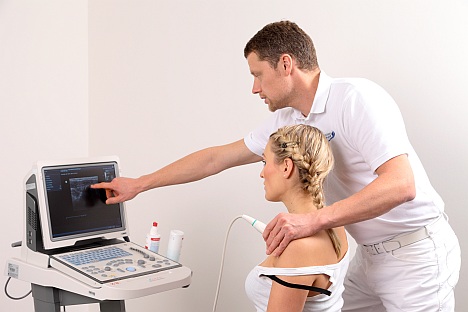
[[42, 162, 125, 240]]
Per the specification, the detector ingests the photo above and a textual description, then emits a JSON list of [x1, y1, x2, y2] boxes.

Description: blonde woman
[[245, 124, 349, 312]]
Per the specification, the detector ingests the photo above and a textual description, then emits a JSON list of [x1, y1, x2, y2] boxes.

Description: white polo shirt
[[244, 72, 443, 244]]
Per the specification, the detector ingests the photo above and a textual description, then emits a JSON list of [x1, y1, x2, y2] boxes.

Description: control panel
[[49, 242, 181, 286]]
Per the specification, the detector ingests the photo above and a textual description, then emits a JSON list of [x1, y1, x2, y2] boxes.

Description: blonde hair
[[269, 125, 341, 257]]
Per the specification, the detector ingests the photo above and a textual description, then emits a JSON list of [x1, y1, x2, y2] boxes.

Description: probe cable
[[212, 215, 243, 312]]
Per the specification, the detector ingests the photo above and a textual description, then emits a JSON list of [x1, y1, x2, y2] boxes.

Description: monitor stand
[[32, 283, 125, 312]]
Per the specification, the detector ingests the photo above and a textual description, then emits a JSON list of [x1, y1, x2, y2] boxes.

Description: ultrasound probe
[[241, 214, 267, 234]]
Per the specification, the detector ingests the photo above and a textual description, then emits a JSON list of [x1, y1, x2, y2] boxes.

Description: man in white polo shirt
[[93, 21, 460, 311]]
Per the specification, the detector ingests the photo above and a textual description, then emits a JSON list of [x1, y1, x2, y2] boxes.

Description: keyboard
[[49, 242, 181, 285], [59, 246, 132, 266]]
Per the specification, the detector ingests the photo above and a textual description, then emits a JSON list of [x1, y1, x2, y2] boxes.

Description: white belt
[[362, 215, 444, 255]]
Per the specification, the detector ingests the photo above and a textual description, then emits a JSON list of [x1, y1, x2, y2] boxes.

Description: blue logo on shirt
[[325, 131, 335, 141]]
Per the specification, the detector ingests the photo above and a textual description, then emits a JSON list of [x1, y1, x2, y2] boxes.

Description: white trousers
[[342, 216, 461, 312]]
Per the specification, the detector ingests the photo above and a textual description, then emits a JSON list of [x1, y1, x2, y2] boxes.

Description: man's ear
[[280, 54, 293, 75], [283, 158, 295, 178]]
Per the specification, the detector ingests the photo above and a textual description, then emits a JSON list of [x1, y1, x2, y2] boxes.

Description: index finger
[[264, 216, 287, 255], [262, 215, 279, 241], [91, 182, 112, 189]]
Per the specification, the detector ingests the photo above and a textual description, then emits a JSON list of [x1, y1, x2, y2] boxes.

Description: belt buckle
[[373, 242, 386, 254], [364, 243, 385, 255]]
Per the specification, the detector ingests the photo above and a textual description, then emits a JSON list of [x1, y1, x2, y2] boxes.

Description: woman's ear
[[283, 158, 295, 178]]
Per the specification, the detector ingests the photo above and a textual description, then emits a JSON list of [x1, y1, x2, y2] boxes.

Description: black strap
[[260, 274, 332, 296]]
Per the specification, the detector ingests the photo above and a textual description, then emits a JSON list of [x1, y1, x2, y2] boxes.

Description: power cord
[[4, 277, 32, 300], [5, 276, 69, 311], [212, 215, 243, 312]]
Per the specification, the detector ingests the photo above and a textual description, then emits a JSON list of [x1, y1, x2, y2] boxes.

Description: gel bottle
[[145, 222, 161, 253]]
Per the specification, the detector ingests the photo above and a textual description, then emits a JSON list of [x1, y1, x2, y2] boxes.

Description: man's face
[[247, 53, 291, 112]]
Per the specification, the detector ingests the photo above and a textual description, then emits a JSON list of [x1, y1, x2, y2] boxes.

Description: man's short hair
[[244, 20, 318, 71]]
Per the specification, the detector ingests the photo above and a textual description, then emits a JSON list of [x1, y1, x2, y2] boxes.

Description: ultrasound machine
[[4, 156, 192, 311]]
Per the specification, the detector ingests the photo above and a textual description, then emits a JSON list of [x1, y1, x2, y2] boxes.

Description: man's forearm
[[136, 139, 261, 192], [317, 155, 416, 231], [136, 147, 221, 191]]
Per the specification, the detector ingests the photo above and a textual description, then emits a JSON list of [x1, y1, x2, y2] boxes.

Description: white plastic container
[[166, 230, 184, 262], [145, 221, 161, 253]]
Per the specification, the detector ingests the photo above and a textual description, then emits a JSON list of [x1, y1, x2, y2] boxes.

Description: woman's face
[[260, 141, 286, 202]]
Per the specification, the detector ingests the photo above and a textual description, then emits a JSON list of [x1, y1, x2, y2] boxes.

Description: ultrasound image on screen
[[43, 162, 124, 239], [69, 176, 99, 211]]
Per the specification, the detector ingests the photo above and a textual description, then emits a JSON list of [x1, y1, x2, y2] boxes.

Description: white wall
[[88, 1, 468, 311], [0, 1, 89, 311], [2, 1, 467, 311]]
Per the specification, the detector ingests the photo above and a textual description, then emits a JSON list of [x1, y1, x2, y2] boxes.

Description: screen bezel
[[34, 156, 129, 250]]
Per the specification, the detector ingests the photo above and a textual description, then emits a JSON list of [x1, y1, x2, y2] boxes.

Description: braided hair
[[269, 124, 341, 257]]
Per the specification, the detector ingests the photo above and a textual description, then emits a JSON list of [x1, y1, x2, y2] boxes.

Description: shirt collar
[[292, 71, 332, 121]]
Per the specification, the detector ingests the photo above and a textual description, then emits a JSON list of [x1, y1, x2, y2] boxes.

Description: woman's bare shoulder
[[274, 227, 348, 268]]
